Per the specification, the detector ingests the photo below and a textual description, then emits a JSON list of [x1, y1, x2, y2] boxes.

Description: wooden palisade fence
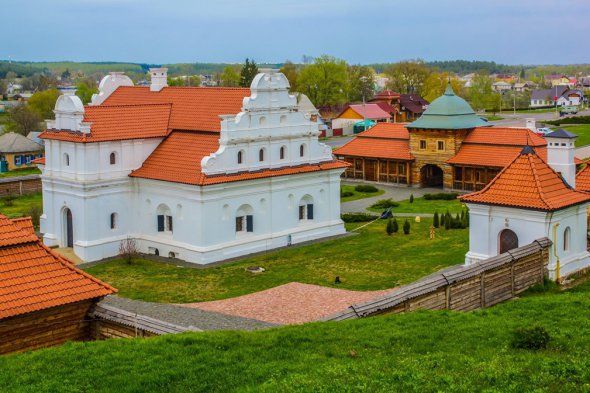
[[325, 238, 551, 321]]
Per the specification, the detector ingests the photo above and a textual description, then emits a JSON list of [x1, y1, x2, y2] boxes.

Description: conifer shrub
[[402, 219, 410, 235], [409, 194, 414, 203], [392, 218, 399, 233], [386, 218, 394, 235], [433, 212, 439, 228]]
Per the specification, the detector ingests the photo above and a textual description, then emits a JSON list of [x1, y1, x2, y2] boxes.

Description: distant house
[[331, 103, 391, 135], [492, 81, 512, 92], [494, 74, 516, 83], [530, 86, 569, 107], [27, 131, 44, 146], [0, 214, 115, 354], [0, 132, 44, 172], [556, 89, 585, 107], [460, 73, 476, 88], [398, 94, 429, 122], [544, 74, 572, 87], [514, 81, 535, 92]]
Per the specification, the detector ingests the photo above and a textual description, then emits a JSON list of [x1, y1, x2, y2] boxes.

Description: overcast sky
[[3, 0, 589, 65]]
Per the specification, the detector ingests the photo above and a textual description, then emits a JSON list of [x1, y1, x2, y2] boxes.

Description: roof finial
[[444, 79, 454, 96]]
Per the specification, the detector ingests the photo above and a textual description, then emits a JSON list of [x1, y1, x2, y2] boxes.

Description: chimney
[[545, 129, 577, 188], [149, 67, 168, 92], [525, 118, 536, 132]]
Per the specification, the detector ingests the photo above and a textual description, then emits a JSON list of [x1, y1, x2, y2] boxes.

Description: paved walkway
[[341, 181, 443, 213], [54, 247, 83, 264], [183, 282, 393, 325], [101, 296, 276, 331]]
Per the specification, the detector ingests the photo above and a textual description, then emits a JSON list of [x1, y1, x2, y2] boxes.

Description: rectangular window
[[236, 216, 244, 232], [14, 155, 21, 166], [354, 159, 362, 171], [246, 215, 253, 232], [419, 140, 427, 150], [299, 205, 306, 220], [398, 163, 406, 175], [307, 204, 314, 220], [437, 141, 445, 151], [157, 215, 165, 232], [25, 155, 32, 164], [167, 216, 173, 232], [455, 167, 463, 181]]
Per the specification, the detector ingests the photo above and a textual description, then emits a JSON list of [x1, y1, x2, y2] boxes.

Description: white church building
[[38, 69, 347, 264], [461, 129, 590, 280]]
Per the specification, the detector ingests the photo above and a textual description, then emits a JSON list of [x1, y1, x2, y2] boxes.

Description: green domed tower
[[406, 83, 489, 188]]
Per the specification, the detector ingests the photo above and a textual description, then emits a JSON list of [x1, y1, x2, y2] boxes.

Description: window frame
[[419, 140, 427, 150]]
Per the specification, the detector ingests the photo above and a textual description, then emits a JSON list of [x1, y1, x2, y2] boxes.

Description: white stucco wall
[[465, 203, 590, 279]]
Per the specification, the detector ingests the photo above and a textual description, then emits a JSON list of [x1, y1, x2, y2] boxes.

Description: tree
[[421, 72, 465, 102], [409, 194, 414, 203], [384, 60, 431, 94], [5, 103, 42, 135], [280, 61, 299, 91], [0, 79, 6, 97], [119, 237, 138, 265], [468, 73, 495, 111], [347, 65, 375, 102], [28, 88, 60, 119], [403, 219, 411, 235], [220, 65, 241, 87], [297, 55, 348, 107], [240, 58, 258, 88], [76, 79, 98, 104], [61, 69, 71, 80], [386, 218, 394, 235], [433, 211, 440, 228], [21, 74, 57, 92], [392, 218, 399, 233]]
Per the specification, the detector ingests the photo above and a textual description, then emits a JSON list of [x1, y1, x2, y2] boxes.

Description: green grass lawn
[[0, 192, 42, 220], [86, 219, 468, 303], [483, 114, 503, 121], [561, 124, 590, 148], [369, 196, 464, 214], [340, 184, 385, 202], [0, 167, 41, 178], [1, 280, 589, 392]]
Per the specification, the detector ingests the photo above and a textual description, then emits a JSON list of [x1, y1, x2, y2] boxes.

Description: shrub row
[[545, 115, 590, 126], [340, 190, 354, 198], [370, 198, 399, 209], [341, 213, 379, 223], [354, 184, 379, 193], [433, 210, 469, 230], [385, 217, 411, 235], [423, 192, 459, 200]]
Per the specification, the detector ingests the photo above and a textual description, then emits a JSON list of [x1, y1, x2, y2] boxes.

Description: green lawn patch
[[0, 192, 42, 220], [483, 114, 503, 121], [1, 280, 589, 392], [86, 219, 468, 303], [0, 167, 41, 178], [340, 184, 384, 202], [561, 124, 590, 148], [369, 196, 464, 214]]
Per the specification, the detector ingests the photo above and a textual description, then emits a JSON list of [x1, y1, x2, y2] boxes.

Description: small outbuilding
[[0, 132, 44, 172]]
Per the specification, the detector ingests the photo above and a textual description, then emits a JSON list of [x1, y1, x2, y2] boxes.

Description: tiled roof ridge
[[202, 159, 345, 180], [116, 85, 250, 91], [89, 102, 173, 109], [357, 134, 408, 141], [527, 153, 551, 210]]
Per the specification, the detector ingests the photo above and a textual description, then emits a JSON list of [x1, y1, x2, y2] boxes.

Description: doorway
[[63, 208, 73, 248], [499, 229, 518, 254], [421, 164, 444, 187], [364, 160, 377, 181]]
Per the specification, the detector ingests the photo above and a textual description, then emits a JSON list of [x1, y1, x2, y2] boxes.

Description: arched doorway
[[63, 208, 73, 248], [421, 164, 444, 188], [499, 229, 518, 254]]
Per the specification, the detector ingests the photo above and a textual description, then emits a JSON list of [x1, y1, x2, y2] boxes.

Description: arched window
[[237, 150, 244, 164], [299, 144, 305, 157], [259, 148, 265, 162], [236, 204, 254, 233], [499, 229, 518, 254], [298, 195, 314, 221], [280, 115, 287, 124], [110, 213, 117, 229], [280, 146, 286, 160], [564, 227, 571, 251], [156, 204, 173, 233], [109, 152, 116, 165], [64, 153, 70, 167], [259, 116, 266, 126]]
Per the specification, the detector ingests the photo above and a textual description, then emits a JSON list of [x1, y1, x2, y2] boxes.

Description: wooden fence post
[[480, 272, 486, 308]]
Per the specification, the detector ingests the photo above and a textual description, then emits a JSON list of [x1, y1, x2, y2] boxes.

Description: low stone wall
[[0, 175, 41, 196], [325, 238, 551, 321]]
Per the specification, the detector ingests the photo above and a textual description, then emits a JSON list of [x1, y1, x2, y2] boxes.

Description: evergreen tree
[[403, 219, 411, 235], [444, 217, 451, 230], [433, 211, 439, 228], [440, 212, 446, 226], [409, 194, 414, 203], [240, 58, 259, 87], [392, 218, 399, 233], [386, 218, 394, 236]]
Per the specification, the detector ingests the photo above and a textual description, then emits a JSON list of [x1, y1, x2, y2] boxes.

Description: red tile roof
[[340, 104, 391, 120], [447, 144, 549, 167], [0, 214, 115, 319], [373, 101, 397, 114], [460, 147, 590, 211], [129, 131, 349, 186], [463, 127, 546, 146], [371, 90, 400, 101], [334, 123, 413, 161], [32, 157, 45, 165], [41, 103, 172, 143], [103, 86, 249, 132], [576, 164, 590, 192]]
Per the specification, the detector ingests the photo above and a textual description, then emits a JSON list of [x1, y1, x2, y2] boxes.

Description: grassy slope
[[369, 197, 464, 214], [1, 281, 589, 392], [0, 192, 42, 219], [340, 184, 385, 202], [561, 124, 590, 148], [0, 167, 41, 178], [86, 219, 468, 303]]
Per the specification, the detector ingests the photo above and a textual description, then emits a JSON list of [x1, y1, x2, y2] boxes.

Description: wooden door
[[365, 160, 377, 181], [66, 209, 73, 248]]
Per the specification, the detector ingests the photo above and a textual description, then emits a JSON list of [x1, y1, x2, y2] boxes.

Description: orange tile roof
[[102, 86, 249, 132], [10, 217, 34, 235], [447, 144, 550, 167], [41, 103, 172, 143], [0, 214, 115, 319], [576, 164, 590, 192], [32, 157, 45, 165], [129, 131, 349, 186], [460, 147, 590, 211], [334, 123, 413, 161], [464, 127, 546, 146]]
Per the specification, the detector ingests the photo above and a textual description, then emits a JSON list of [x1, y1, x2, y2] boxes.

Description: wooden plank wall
[[0, 300, 95, 355], [0, 176, 42, 196], [326, 239, 551, 321]]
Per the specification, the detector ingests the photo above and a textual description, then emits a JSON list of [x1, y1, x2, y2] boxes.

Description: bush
[[511, 326, 551, 350], [423, 192, 459, 200], [341, 213, 379, 223], [409, 194, 414, 203], [354, 184, 379, 193], [340, 190, 354, 198], [371, 199, 399, 210], [433, 212, 440, 228], [402, 219, 410, 235], [28, 205, 42, 228], [1, 194, 16, 207], [545, 115, 590, 126], [392, 218, 399, 233], [386, 218, 394, 235]]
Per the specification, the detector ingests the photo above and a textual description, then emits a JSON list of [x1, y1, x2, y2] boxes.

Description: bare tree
[[119, 237, 138, 265]]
